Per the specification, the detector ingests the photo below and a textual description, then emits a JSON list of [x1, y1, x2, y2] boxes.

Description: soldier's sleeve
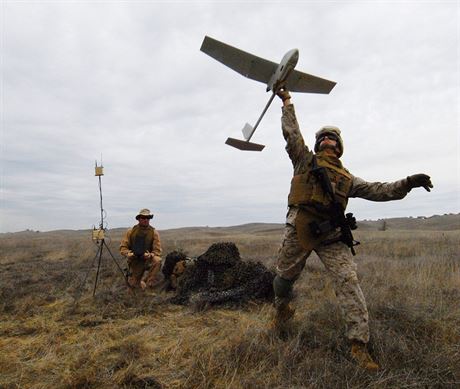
[[349, 175, 411, 201], [119, 228, 133, 257], [151, 229, 163, 262], [282, 104, 310, 169]]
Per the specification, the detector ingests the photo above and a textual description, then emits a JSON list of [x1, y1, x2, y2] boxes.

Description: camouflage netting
[[169, 242, 275, 308]]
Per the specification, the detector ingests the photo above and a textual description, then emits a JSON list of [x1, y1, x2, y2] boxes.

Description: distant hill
[[358, 213, 460, 231], [116, 214, 459, 236], [1, 214, 459, 237], [156, 214, 460, 234]]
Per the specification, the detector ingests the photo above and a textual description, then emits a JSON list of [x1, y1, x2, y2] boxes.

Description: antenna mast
[[95, 160, 105, 231], [73, 159, 132, 302]]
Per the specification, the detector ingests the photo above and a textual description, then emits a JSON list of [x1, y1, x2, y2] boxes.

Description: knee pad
[[273, 275, 294, 299]]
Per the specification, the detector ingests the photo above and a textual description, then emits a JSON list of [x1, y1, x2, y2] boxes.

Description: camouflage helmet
[[314, 126, 344, 157]]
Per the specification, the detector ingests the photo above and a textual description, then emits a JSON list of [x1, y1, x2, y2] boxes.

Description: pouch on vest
[[295, 208, 326, 251], [133, 234, 146, 258]]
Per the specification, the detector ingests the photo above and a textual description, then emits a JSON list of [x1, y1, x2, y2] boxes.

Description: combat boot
[[271, 298, 295, 331], [350, 340, 379, 371], [271, 276, 296, 331]]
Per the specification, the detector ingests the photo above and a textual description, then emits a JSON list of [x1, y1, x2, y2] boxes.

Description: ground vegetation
[[1, 216, 459, 388]]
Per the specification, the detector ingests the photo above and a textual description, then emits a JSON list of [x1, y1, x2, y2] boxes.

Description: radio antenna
[[73, 159, 132, 303], [95, 160, 105, 230]]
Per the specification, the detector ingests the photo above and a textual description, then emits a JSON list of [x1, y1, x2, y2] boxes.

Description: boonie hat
[[136, 208, 154, 220]]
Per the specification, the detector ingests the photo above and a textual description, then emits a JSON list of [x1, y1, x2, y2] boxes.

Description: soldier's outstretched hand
[[407, 174, 433, 192], [277, 88, 291, 103]]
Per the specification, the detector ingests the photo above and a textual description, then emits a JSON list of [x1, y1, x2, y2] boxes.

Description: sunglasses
[[318, 133, 338, 142], [138, 216, 150, 220]]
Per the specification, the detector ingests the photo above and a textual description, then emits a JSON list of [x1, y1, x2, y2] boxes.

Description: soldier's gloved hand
[[276, 88, 291, 102], [407, 174, 433, 192], [127, 251, 135, 264]]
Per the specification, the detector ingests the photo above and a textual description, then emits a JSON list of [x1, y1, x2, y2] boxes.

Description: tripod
[[91, 235, 130, 296], [73, 234, 132, 303]]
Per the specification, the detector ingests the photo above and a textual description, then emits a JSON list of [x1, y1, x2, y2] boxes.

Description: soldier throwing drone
[[272, 88, 433, 371], [200, 36, 433, 371]]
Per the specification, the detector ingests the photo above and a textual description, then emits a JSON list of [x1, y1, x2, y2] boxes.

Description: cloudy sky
[[1, 1, 458, 233]]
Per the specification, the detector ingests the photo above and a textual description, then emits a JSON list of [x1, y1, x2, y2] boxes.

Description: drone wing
[[200, 36, 277, 84], [285, 69, 336, 94]]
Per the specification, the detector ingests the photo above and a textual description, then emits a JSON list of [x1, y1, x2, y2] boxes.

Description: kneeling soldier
[[120, 208, 162, 290]]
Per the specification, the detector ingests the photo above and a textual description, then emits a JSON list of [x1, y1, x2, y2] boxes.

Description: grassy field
[[0, 216, 459, 388]]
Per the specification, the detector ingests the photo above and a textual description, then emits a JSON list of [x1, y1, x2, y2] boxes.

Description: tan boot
[[271, 299, 295, 331], [351, 341, 380, 371]]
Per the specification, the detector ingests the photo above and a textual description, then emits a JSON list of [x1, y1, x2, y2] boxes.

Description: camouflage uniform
[[277, 104, 411, 343]]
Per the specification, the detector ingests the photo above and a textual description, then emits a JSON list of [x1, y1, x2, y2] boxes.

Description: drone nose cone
[[286, 49, 299, 67]]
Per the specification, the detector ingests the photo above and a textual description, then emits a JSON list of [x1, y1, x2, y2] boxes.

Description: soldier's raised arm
[[277, 89, 311, 173]]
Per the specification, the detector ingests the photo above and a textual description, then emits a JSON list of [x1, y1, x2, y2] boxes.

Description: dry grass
[[0, 222, 459, 388]]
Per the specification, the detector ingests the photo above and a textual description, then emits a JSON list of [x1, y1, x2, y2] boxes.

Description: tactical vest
[[129, 225, 155, 255], [288, 151, 352, 211]]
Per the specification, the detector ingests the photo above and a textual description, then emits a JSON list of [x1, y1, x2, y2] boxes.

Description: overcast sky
[[1, 0, 459, 233]]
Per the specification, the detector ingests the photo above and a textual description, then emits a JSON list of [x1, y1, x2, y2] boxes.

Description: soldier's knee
[[337, 270, 359, 288], [128, 277, 139, 288], [273, 275, 294, 299], [281, 241, 302, 258], [347, 270, 359, 283]]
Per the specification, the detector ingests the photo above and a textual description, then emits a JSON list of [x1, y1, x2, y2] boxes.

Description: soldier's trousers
[[276, 223, 370, 343], [128, 257, 161, 289]]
